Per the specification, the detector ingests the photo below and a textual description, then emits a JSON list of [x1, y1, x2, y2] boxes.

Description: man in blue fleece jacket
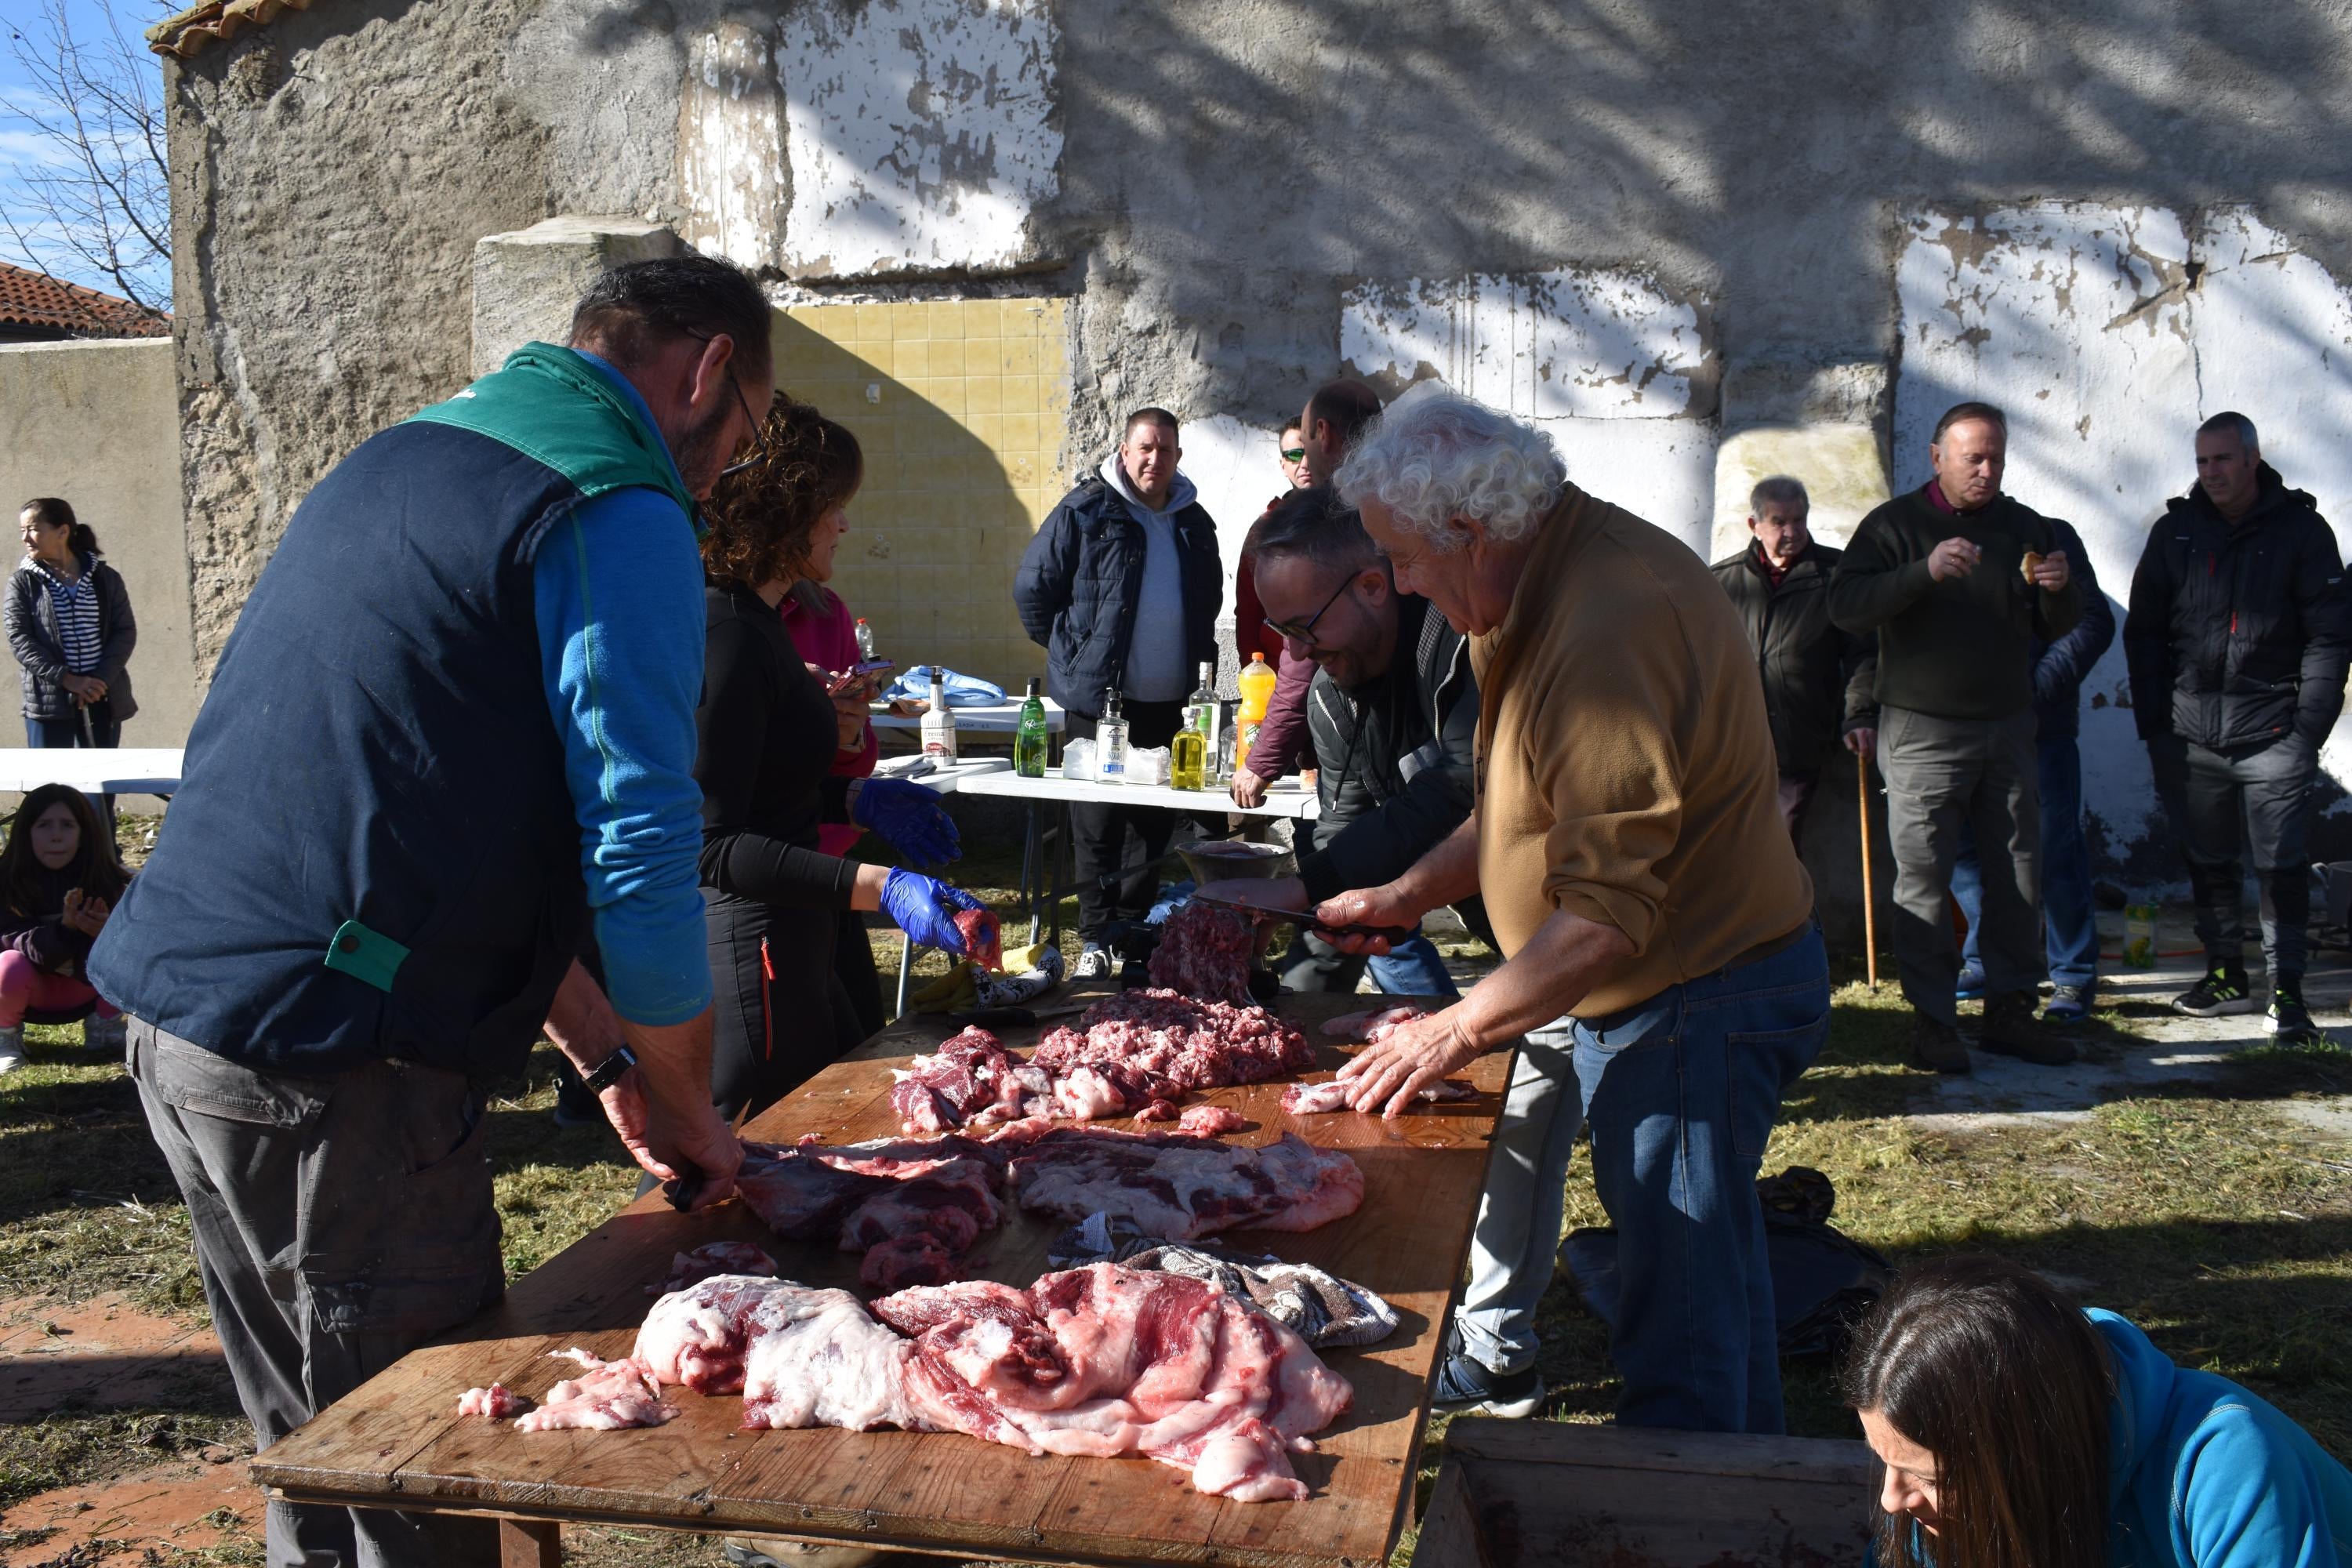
[[91, 256, 772, 1566]]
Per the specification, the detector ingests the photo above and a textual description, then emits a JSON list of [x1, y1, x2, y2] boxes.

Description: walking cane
[[1857, 750, 1878, 989]]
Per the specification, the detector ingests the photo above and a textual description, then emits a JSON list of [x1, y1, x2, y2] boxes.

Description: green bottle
[[1015, 678, 1048, 778]]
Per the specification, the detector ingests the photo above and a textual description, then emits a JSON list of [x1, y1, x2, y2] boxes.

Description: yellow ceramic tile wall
[[772, 298, 1072, 689]]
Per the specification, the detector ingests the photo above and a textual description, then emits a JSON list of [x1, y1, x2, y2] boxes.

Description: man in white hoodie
[[1016, 408, 1224, 975]]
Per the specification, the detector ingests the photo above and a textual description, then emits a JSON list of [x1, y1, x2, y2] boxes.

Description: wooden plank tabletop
[[254, 989, 1512, 1568]]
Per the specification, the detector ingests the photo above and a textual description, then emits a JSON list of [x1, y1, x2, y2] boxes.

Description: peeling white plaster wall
[[1341, 269, 1719, 552], [776, 0, 1060, 279], [680, 25, 787, 272], [1895, 202, 2352, 849], [1181, 412, 1290, 601]]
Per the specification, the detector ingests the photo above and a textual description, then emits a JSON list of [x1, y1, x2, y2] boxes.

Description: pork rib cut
[[876, 1261, 1352, 1501], [1007, 1127, 1363, 1240]]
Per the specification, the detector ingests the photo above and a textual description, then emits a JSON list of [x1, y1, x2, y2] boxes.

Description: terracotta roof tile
[[0, 262, 170, 338], [147, 0, 318, 60]]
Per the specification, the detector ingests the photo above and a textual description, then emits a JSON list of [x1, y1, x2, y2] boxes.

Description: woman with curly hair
[[695, 399, 989, 1119], [1845, 1254, 2352, 1568]]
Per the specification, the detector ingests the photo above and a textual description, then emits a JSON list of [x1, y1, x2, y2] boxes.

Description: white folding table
[[0, 747, 185, 795], [951, 766, 1319, 949]]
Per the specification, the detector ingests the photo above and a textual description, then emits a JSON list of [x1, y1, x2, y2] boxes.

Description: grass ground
[[3, 811, 2347, 1565]]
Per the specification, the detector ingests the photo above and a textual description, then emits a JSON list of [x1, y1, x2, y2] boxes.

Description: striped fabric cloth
[[38, 560, 103, 675]]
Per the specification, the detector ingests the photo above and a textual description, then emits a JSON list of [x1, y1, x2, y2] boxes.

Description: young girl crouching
[[0, 783, 127, 1073]]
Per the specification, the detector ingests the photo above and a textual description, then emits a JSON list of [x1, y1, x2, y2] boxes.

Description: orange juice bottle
[[1234, 652, 1276, 775]]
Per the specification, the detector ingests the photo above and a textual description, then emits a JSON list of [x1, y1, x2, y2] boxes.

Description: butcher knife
[[1187, 892, 1417, 945]]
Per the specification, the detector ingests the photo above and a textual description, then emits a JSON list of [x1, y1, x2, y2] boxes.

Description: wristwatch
[[579, 1044, 638, 1096]]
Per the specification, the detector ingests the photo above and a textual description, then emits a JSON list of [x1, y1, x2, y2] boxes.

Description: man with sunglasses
[[1232, 417, 1313, 677], [91, 255, 771, 1566], [1199, 488, 1483, 998]]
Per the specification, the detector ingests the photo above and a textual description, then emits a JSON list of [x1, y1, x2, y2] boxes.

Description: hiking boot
[[81, 1014, 126, 1054], [0, 1025, 23, 1076], [1432, 1349, 1544, 1418], [1070, 944, 1113, 981], [1954, 964, 1987, 1003], [1978, 991, 2075, 1065], [1907, 1014, 1971, 1075], [2172, 967, 2258, 1018], [2042, 984, 2094, 1025], [2267, 978, 2325, 1045]]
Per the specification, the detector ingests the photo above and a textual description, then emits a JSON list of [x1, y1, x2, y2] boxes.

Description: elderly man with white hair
[[1315, 385, 1827, 1435]]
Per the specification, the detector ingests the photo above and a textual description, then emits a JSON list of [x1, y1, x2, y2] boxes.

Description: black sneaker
[[2267, 981, 2325, 1045], [2172, 967, 2259, 1018], [1978, 991, 2075, 1065], [1432, 1350, 1544, 1417]]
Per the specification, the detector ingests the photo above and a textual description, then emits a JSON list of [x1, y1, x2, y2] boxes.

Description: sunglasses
[[1264, 572, 1356, 646], [1280, 446, 1307, 463]]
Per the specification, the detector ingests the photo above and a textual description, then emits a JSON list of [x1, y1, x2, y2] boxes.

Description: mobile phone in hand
[[826, 658, 895, 698]]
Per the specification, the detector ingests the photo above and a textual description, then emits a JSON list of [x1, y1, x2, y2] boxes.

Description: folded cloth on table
[[909, 942, 1065, 1012], [885, 666, 1007, 707], [1047, 1212, 1399, 1349]]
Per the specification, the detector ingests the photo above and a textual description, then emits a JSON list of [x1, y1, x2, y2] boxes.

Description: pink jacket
[[781, 586, 879, 858]]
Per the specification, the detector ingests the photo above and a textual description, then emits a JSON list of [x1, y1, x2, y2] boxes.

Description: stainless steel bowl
[[1176, 838, 1294, 885]]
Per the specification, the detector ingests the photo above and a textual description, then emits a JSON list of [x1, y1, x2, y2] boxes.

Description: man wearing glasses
[[1197, 487, 1483, 998], [91, 256, 768, 1566], [1232, 379, 1384, 809], [1232, 416, 1315, 681]]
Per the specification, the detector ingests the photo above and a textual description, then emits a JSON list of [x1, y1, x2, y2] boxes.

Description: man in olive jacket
[[1831, 402, 2083, 1075], [1711, 475, 1877, 848]]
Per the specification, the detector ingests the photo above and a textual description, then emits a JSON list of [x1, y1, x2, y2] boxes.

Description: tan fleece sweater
[[1471, 485, 1813, 1018]]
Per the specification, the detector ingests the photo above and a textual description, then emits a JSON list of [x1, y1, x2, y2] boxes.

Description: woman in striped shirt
[[5, 498, 138, 754]]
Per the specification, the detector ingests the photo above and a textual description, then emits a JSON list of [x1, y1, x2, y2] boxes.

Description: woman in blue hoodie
[[1845, 1254, 2351, 1567]]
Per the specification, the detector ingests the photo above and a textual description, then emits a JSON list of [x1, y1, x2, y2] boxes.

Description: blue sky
[[0, 0, 173, 301]]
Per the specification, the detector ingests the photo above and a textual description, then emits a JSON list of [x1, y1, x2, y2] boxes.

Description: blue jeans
[[1368, 934, 1459, 998], [1953, 731, 2095, 988], [1449, 931, 1835, 1439], [27, 702, 119, 750], [1572, 924, 1829, 1432]]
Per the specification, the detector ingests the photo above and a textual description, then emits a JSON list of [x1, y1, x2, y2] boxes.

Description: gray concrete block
[[471, 216, 685, 379]]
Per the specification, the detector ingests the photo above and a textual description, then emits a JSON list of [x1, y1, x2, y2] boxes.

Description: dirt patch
[[0, 1455, 256, 1566], [0, 1294, 227, 1423]]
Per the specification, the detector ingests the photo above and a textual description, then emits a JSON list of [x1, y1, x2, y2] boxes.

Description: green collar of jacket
[[407, 342, 702, 533]]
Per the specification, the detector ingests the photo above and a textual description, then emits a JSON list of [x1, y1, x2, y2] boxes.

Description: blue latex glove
[[853, 777, 960, 864], [882, 869, 985, 955]]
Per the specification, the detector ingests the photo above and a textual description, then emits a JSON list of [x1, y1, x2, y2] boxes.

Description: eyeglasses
[[687, 332, 768, 478], [1279, 447, 1307, 463], [1264, 572, 1356, 647]]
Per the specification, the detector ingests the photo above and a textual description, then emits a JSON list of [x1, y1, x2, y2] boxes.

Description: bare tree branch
[[1, 0, 171, 318]]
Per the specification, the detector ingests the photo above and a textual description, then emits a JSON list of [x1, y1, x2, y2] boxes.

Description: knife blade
[[1189, 892, 1417, 944]]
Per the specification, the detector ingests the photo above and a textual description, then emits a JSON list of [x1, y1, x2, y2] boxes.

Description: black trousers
[[2163, 734, 2318, 978], [1068, 700, 1188, 940], [832, 905, 888, 1039], [706, 894, 865, 1123]]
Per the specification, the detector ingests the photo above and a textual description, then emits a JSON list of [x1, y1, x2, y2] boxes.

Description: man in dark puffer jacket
[[2125, 411, 2351, 1043]]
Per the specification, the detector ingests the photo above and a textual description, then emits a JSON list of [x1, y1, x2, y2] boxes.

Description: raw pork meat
[[1147, 902, 1257, 1004], [1131, 1099, 1179, 1124], [1176, 1104, 1249, 1137], [876, 1261, 1353, 1501], [956, 907, 1004, 973], [456, 1383, 527, 1418], [648, 1240, 778, 1294], [887, 1027, 1052, 1132], [860, 1232, 963, 1290], [512, 1348, 676, 1432], [739, 1284, 927, 1432], [891, 996, 1313, 1134], [1280, 1078, 1476, 1115], [1007, 1128, 1363, 1240], [635, 1274, 807, 1395], [1320, 1006, 1425, 1044]]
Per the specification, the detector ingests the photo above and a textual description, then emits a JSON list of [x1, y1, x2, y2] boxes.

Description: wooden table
[[254, 991, 1512, 1568]]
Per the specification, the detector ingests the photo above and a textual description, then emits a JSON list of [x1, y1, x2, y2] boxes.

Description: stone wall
[[0, 337, 198, 763], [165, 0, 2352, 880]]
